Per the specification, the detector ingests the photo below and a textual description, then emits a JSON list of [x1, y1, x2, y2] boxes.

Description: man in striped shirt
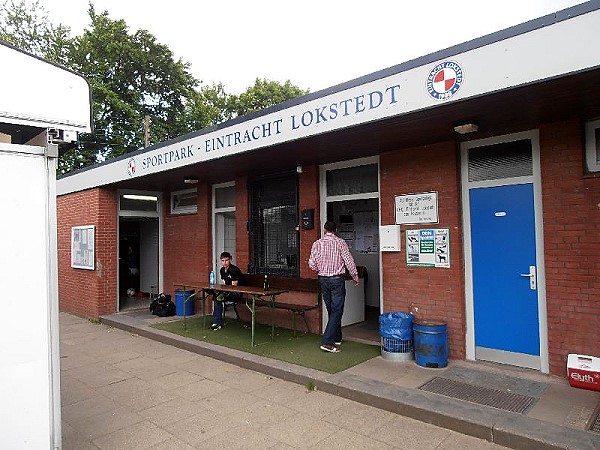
[[309, 220, 359, 353]]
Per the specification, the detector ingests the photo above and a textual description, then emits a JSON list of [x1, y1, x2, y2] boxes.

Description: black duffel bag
[[150, 293, 175, 317]]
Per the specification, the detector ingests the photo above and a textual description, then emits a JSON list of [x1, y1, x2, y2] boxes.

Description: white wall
[[140, 220, 159, 293], [0, 143, 60, 449]]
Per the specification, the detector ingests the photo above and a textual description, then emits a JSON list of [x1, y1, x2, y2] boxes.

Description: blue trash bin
[[379, 312, 414, 360], [175, 289, 195, 316], [413, 320, 448, 368]]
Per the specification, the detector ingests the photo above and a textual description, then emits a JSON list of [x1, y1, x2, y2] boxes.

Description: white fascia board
[[57, 6, 600, 196], [0, 43, 92, 133]]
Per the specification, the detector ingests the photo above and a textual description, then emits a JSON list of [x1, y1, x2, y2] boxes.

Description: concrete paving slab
[[263, 413, 339, 449], [161, 409, 233, 447], [310, 428, 395, 450], [65, 406, 144, 441], [201, 422, 283, 449], [65, 360, 134, 388], [145, 437, 196, 450], [228, 398, 299, 429], [373, 414, 455, 449], [324, 401, 397, 437], [137, 397, 207, 426], [285, 389, 352, 419], [91, 420, 173, 450], [61, 393, 120, 424]]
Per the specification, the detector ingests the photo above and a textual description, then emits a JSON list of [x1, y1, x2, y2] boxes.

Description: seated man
[[211, 251, 243, 330]]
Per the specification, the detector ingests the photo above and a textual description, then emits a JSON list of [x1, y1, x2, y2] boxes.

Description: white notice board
[[395, 192, 438, 224], [71, 225, 95, 269]]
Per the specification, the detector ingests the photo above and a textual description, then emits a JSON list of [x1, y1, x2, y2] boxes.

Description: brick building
[[57, 2, 600, 376]]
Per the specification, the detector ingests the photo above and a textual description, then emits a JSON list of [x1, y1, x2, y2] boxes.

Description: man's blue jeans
[[319, 276, 345, 345], [212, 292, 242, 325]]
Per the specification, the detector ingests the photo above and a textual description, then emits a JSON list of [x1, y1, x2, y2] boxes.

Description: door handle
[[520, 265, 537, 290]]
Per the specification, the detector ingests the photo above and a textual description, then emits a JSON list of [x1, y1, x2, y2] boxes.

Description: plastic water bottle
[[263, 274, 269, 291], [209, 270, 215, 286]]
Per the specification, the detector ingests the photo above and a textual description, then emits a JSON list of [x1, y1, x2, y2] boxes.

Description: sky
[[36, 0, 587, 94]]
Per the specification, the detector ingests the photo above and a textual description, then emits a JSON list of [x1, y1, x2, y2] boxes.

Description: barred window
[[248, 173, 298, 277]]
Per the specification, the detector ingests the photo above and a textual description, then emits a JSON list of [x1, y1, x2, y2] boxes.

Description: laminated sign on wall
[[406, 228, 450, 268]]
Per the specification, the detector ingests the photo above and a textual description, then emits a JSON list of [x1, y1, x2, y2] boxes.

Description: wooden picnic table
[[173, 282, 288, 346]]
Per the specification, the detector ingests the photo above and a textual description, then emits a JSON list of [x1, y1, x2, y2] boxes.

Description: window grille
[[248, 173, 299, 277], [468, 140, 532, 182]]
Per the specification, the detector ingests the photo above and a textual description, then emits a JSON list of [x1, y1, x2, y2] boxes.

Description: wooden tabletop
[[174, 282, 287, 296]]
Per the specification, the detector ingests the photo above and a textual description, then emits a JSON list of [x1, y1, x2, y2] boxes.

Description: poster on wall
[[71, 225, 95, 270], [406, 228, 450, 268], [395, 192, 438, 224], [353, 211, 378, 253]]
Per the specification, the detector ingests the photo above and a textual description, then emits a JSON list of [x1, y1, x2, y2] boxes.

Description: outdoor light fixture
[[453, 123, 479, 134], [184, 177, 199, 184], [296, 165, 303, 174], [122, 194, 158, 201]]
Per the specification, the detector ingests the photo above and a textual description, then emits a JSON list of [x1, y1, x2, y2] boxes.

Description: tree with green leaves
[[63, 5, 199, 172], [0, 0, 72, 64], [181, 82, 233, 133], [228, 78, 309, 118], [1, 1, 309, 174]]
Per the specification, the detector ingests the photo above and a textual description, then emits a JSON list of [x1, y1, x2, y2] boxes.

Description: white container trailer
[[0, 42, 92, 449]]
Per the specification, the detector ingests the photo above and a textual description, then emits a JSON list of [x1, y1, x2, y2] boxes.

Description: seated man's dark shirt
[[218, 263, 243, 303], [220, 263, 242, 286]]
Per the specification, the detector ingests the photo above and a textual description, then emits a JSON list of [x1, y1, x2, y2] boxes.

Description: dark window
[[326, 163, 378, 196], [248, 173, 299, 277]]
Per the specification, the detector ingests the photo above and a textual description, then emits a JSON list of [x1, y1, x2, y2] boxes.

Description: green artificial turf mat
[[151, 315, 380, 374]]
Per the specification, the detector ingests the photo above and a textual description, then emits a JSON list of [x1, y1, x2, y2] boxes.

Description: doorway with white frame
[[461, 130, 548, 373], [117, 190, 162, 312], [212, 182, 237, 280], [319, 156, 381, 342]]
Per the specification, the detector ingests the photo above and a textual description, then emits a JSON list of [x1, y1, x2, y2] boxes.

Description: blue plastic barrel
[[175, 290, 195, 316], [413, 320, 448, 368]]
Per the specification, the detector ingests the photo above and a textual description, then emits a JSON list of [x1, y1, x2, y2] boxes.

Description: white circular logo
[[127, 157, 136, 177], [426, 61, 464, 101]]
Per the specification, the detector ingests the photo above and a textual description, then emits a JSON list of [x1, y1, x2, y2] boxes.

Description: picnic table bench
[[241, 274, 321, 334], [173, 274, 321, 346]]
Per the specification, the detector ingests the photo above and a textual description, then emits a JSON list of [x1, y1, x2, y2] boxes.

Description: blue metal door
[[470, 183, 540, 357]]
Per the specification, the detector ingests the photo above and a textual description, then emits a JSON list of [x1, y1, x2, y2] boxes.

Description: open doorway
[[320, 158, 381, 344], [119, 217, 159, 311], [327, 198, 380, 343], [117, 190, 161, 312]]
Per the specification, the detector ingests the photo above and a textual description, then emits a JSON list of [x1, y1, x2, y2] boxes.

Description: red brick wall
[[163, 182, 211, 313], [235, 176, 249, 271], [380, 141, 466, 360], [57, 187, 117, 318], [299, 165, 321, 279], [298, 165, 322, 331], [540, 120, 600, 375]]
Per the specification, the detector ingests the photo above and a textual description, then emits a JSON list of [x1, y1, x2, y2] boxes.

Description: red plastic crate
[[567, 354, 600, 392]]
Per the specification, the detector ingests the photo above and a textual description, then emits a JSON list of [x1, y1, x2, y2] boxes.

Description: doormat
[[590, 406, 600, 433], [440, 366, 549, 398], [418, 377, 537, 414]]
